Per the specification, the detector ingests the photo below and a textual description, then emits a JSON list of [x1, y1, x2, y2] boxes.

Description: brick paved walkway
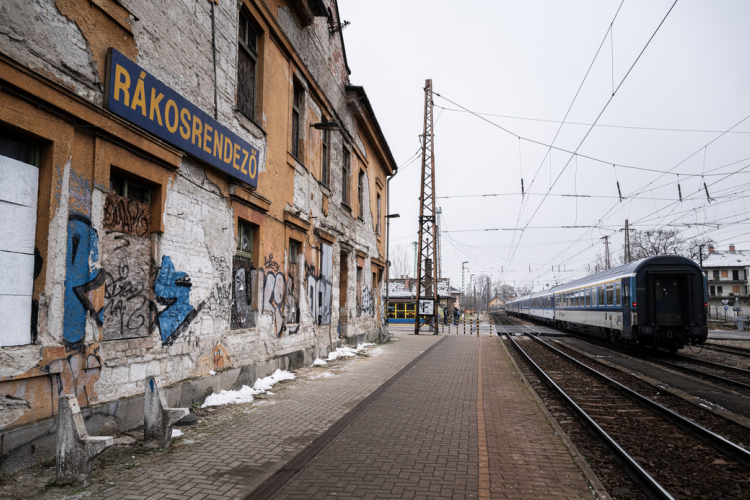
[[273, 336, 592, 499], [80, 330, 442, 500], [45, 329, 594, 500], [482, 338, 591, 499]]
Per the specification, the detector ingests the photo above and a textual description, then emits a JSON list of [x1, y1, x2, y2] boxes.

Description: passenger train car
[[505, 255, 708, 352]]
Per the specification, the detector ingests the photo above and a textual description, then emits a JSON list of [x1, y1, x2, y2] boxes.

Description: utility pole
[[436, 207, 442, 281], [414, 79, 439, 335], [461, 261, 468, 312], [699, 244, 704, 267], [624, 219, 631, 264], [601, 235, 610, 270]]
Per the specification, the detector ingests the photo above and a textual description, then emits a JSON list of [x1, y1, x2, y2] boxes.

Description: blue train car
[[505, 255, 707, 352]]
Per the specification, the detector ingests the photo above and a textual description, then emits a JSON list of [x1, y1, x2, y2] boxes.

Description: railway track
[[507, 333, 750, 499], [703, 342, 750, 359]]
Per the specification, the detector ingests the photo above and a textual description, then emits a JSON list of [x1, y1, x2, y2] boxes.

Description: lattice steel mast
[[415, 79, 439, 335]]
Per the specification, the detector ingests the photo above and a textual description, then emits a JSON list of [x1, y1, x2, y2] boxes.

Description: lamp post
[[470, 274, 476, 315], [384, 214, 400, 324], [461, 261, 469, 313]]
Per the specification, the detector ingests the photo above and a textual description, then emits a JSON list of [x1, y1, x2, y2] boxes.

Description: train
[[505, 255, 708, 352]]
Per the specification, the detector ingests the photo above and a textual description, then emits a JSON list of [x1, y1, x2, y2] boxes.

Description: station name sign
[[105, 48, 259, 188]]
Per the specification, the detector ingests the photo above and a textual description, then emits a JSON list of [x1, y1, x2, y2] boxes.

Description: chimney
[[730, 244, 736, 252], [708, 245, 714, 255], [404, 277, 410, 290]]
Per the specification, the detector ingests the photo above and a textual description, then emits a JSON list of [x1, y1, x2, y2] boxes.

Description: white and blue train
[[505, 255, 708, 352]]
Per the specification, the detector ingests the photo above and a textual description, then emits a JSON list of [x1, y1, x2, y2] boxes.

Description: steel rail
[[701, 344, 750, 359], [640, 354, 750, 391], [507, 335, 674, 500], [524, 334, 750, 471]]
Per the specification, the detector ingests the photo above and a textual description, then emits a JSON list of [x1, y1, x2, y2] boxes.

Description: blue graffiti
[[154, 256, 197, 344], [63, 213, 104, 344]]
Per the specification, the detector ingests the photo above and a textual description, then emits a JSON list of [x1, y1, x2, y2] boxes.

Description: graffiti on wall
[[0, 344, 102, 428], [362, 283, 374, 317], [102, 193, 150, 238], [153, 256, 198, 345], [231, 256, 254, 329], [306, 243, 333, 325], [262, 255, 287, 337], [63, 213, 105, 344], [205, 256, 231, 322], [286, 262, 300, 325], [101, 232, 152, 340]]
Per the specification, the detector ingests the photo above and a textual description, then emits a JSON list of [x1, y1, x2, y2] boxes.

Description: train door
[[621, 279, 632, 338], [652, 276, 684, 326]]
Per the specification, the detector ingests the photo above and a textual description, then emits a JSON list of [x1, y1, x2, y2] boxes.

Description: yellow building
[[0, 0, 394, 471]]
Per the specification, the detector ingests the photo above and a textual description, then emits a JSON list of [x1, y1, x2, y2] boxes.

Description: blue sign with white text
[[105, 48, 259, 188]]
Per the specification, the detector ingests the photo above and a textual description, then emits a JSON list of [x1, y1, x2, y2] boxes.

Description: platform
[[36, 330, 594, 500]]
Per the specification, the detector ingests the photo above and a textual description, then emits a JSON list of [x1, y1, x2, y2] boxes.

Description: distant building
[[489, 297, 505, 310], [387, 276, 460, 323], [703, 244, 750, 314]]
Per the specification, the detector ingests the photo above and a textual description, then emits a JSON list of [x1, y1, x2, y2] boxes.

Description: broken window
[[237, 12, 259, 120]]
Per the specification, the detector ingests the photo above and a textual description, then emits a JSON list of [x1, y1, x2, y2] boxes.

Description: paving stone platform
[[72, 326, 593, 499]]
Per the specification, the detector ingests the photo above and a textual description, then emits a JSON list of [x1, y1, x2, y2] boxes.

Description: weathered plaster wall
[[0, 0, 391, 471]]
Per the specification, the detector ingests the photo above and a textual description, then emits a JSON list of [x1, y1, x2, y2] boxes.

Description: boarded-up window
[[721, 270, 728, 278], [101, 189, 152, 341], [733, 286, 740, 293], [237, 12, 259, 120], [231, 256, 255, 329], [356, 265, 363, 317], [0, 150, 38, 346]]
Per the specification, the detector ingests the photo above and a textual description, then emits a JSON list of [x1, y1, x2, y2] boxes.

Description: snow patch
[[326, 343, 375, 361], [209, 370, 216, 375], [171, 429, 183, 438], [313, 358, 327, 366], [201, 369, 295, 408]]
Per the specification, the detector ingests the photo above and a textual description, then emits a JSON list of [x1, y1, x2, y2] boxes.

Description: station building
[[703, 244, 750, 316], [387, 276, 460, 323], [0, 0, 395, 471]]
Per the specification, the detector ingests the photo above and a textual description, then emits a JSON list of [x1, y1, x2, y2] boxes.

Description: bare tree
[[389, 243, 414, 278], [630, 230, 715, 263]]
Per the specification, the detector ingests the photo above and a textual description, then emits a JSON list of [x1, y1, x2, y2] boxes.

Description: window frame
[[606, 284, 614, 306], [357, 170, 364, 219], [598, 286, 605, 306], [615, 283, 621, 306], [237, 11, 260, 121], [376, 192, 381, 235], [321, 128, 330, 186], [110, 171, 152, 205], [291, 82, 303, 160], [342, 147, 350, 206], [237, 220, 257, 262]]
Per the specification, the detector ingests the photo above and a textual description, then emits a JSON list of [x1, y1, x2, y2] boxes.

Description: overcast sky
[[338, 0, 750, 292]]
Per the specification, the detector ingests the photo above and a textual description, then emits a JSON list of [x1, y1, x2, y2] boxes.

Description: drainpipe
[[385, 168, 401, 325]]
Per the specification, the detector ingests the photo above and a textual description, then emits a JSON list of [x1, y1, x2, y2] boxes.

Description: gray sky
[[338, 0, 750, 291]]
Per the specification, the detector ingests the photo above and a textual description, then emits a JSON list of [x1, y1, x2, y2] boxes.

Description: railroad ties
[[490, 312, 563, 337]]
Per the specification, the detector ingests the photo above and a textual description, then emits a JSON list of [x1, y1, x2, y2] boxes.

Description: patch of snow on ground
[[201, 385, 259, 407], [253, 369, 295, 392], [209, 370, 216, 375], [368, 347, 384, 356], [201, 369, 294, 408], [171, 429, 183, 438], [313, 358, 327, 366], [326, 343, 375, 361]]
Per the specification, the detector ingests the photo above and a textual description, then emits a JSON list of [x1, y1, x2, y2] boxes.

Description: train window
[[585, 290, 590, 306], [598, 286, 605, 306], [615, 283, 621, 306], [606, 285, 614, 306]]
